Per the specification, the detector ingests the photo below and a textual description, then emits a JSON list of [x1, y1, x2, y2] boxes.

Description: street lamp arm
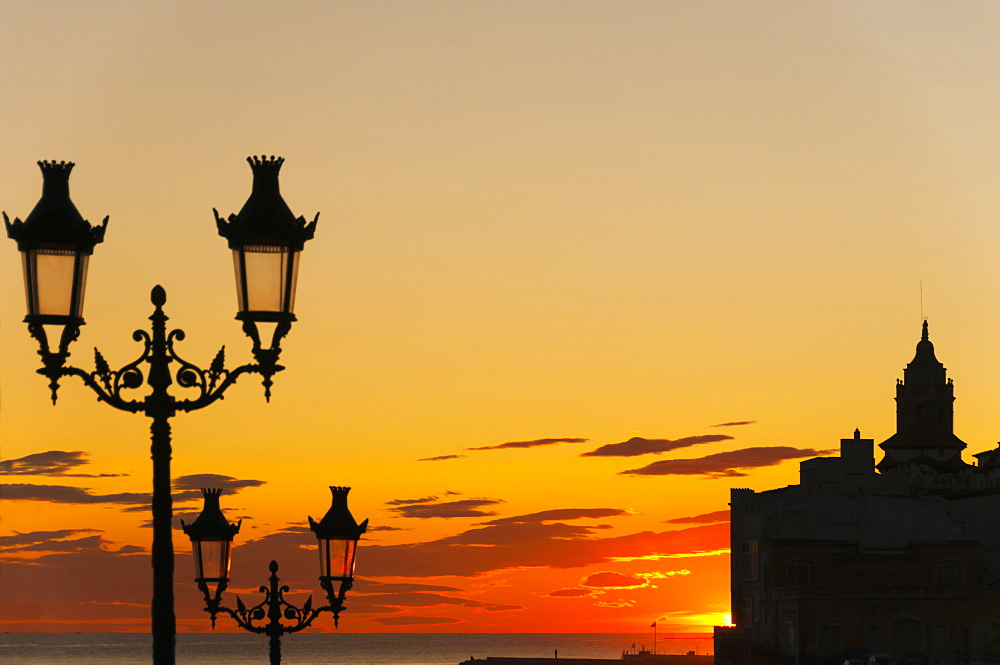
[[174, 362, 281, 413], [213, 600, 267, 635], [220, 567, 327, 637], [27, 320, 144, 410], [59, 364, 145, 413]]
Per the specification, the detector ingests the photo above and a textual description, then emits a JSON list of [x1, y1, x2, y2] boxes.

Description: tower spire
[[877, 321, 968, 473]]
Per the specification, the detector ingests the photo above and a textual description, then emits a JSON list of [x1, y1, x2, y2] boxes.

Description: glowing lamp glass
[[232, 244, 299, 320], [22, 247, 89, 320], [317, 537, 358, 580], [192, 538, 233, 583]]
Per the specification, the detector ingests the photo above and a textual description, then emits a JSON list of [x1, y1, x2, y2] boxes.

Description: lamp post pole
[[4, 157, 318, 665], [148, 288, 177, 662]]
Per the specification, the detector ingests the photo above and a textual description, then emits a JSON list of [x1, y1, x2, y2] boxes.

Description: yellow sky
[[4, 1, 1000, 634]]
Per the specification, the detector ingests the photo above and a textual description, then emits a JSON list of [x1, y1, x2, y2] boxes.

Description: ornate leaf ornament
[[93, 347, 112, 390]]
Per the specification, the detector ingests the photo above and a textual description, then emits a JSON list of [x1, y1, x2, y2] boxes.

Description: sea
[[0, 633, 713, 665]]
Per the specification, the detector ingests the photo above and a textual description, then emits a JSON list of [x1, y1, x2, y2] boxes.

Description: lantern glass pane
[[77, 255, 89, 316], [232, 250, 246, 313], [24, 249, 87, 318], [193, 539, 232, 581], [232, 246, 299, 315], [318, 538, 357, 579]]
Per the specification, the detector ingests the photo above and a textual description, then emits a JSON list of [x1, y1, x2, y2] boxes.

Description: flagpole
[[652, 621, 657, 655]]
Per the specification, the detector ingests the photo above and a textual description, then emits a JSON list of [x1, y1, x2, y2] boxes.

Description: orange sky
[[4, 1, 1000, 635]]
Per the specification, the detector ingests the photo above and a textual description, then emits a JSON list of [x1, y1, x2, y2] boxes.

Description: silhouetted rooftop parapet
[[973, 443, 1000, 469]]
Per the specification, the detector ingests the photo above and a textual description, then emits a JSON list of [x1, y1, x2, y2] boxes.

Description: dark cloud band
[[581, 435, 732, 458], [388, 498, 505, 519], [468, 437, 588, 451], [0, 450, 126, 478], [620, 446, 835, 477]]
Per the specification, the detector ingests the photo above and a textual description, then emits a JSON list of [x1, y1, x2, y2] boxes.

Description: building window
[[817, 622, 843, 655], [932, 623, 949, 658], [744, 540, 759, 581], [787, 560, 817, 587], [936, 561, 965, 588], [865, 623, 880, 652], [892, 619, 921, 656]]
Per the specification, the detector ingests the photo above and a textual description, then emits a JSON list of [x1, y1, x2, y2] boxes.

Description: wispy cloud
[[468, 437, 588, 452], [581, 571, 650, 590], [418, 454, 466, 462], [666, 510, 730, 525], [356, 580, 463, 593], [548, 588, 595, 598], [388, 498, 505, 519], [595, 599, 635, 608], [386, 496, 442, 506], [2, 484, 157, 507], [348, 590, 521, 612], [0, 450, 126, 477], [11, 535, 144, 555], [621, 446, 835, 478], [3, 474, 265, 513], [0, 529, 143, 560], [172, 474, 266, 492], [581, 435, 732, 458], [0, 529, 100, 550], [578, 570, 688, 589], [710, 420, 757, 428], [482, 508, 628, 526], [372, 616, 462, 626]]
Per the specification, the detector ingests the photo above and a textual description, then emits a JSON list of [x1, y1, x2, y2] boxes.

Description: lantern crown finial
[[247, 154, 284, 174], [215, 155, 317, 250], [309, 486, 369, 540], [5, 159, 107, 252], [181, 488, 241, 541], [37, 160, 75, 181]]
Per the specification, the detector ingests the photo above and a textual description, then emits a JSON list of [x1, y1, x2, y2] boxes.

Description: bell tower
[[877, 321, 969, 473]]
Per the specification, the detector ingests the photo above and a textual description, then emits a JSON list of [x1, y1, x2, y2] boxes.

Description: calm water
[[0, 633, 713, 665]]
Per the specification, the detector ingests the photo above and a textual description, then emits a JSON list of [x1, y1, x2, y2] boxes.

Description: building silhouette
[[716, 323, 1000, 665]]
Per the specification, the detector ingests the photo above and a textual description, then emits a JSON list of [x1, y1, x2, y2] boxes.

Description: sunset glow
[[5, 1, 1000, 639]]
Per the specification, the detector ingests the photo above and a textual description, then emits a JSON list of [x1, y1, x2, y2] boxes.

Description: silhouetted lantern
[[215, 156, 317, 323], [4, 161, 107, 326], [309, 486, 368, 611], [182, 488, 242, 607]]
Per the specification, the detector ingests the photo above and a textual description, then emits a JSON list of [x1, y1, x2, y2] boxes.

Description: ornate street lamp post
[[183, 487, 368, 665], [4, 157, 317, 665]]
